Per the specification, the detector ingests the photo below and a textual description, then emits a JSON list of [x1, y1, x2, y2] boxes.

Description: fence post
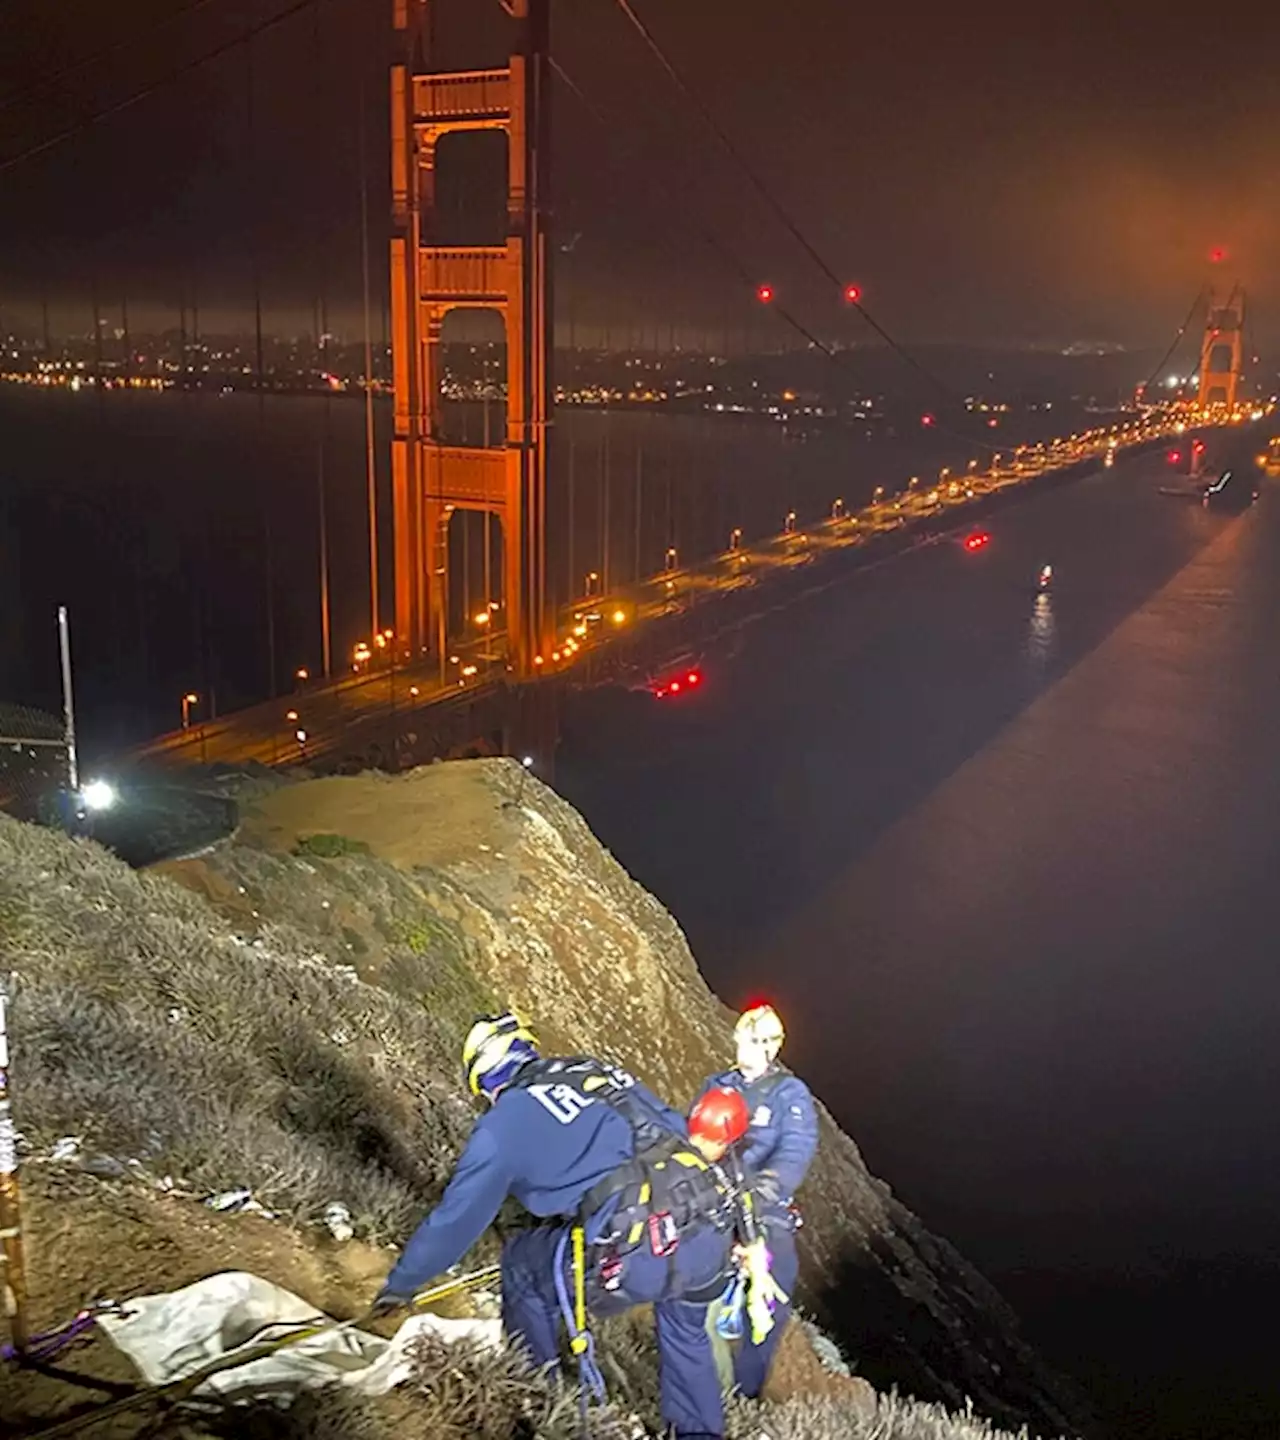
[[0, 973, 28, 1356]]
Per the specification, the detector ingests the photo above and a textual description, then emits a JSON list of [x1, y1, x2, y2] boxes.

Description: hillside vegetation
[[0, 759, 1084, 1437]]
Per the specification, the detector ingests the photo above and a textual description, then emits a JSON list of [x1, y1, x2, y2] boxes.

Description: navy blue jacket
[[697, 1066, 818, 1204], [385, 1060, 686, 1296]]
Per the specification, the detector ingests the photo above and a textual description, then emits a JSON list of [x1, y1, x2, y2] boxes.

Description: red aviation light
[[756, 283, 775, 304], [843, 283, 862, 304]]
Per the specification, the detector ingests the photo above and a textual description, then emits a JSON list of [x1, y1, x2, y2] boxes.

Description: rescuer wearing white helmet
[[696, 1002, 818, 1397]]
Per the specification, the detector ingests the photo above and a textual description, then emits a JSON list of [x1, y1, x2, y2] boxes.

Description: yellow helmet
[[463, 1012, 539, 1097], [734, 1004, 785, 1058]]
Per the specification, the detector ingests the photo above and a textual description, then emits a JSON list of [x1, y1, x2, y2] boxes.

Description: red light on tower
[[843, 283, 862, 304], [1209, 246, 1228, 264], [756, 283, 775, 304], [921, 413, 936, 427]]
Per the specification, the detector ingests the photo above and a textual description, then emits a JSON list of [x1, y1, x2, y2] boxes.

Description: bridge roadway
[[128, 409, 1226, 771]]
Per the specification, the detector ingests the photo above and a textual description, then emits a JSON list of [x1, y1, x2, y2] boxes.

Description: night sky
[[2, 0, 1280, 343]]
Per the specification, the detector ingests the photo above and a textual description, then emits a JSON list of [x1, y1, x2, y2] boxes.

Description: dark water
[[555, 430, 1280, 1438], [1, 382, 1087, 746]]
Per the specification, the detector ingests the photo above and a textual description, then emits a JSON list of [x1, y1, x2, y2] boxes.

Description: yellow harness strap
[[570, 1223, 589, 1355]]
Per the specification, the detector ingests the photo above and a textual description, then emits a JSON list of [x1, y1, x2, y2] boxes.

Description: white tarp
[[96, 1271, 501, 1404]]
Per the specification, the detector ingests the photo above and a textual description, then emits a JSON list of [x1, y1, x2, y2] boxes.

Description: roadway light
[[783, 510, 797, 534], [729, 526, 743, 550], [295, 728, 307, 744], [286, 709, 299, 722], [474, 610, 491, 626], [295, 667, 309, 682], [181, 692, 199, 730], [665, 546, 678, 571], [80, 779, 117, 812], [611, 609, 627, 625], [831, 498, 845, 519]]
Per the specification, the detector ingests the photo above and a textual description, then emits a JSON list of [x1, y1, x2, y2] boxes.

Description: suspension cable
[[604, 0, 967, 407], [0, 0, 319, 175], [0, 0, 226, 116]]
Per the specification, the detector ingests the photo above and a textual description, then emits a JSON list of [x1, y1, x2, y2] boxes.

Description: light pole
[[831, 498, 845, 520], [181, 692, 199, 731], [729, 527, 742, 552]]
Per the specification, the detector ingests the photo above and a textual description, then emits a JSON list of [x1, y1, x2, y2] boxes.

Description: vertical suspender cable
[[358, 73, 381, 642], [245, 33, 277, 699]]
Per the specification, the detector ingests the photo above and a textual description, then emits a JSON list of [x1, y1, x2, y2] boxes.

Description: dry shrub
[[0, 813, 484, 1244], [727, 1388, 1054, 1440], [200, 1336, 639, 1440]]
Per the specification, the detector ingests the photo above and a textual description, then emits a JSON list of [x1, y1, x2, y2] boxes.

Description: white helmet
[[734, 1003, 785, 1065]]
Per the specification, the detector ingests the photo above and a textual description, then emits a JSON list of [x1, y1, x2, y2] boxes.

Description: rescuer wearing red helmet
[[696, 1003, 818, 1396], [688, 1085, 751, 1153], [375, 1015, 760, 1440]]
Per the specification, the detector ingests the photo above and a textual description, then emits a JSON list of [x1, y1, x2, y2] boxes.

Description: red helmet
[[689, 1086, 750, 1148]]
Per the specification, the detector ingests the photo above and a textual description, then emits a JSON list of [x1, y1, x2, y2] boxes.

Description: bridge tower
[[1197, 287, 1245, 412], [390, 0, 552, 675]]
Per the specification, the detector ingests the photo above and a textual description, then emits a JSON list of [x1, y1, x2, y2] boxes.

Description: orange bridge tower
[[390, 0, 552, 675], [1197, 286, 1245, 412]]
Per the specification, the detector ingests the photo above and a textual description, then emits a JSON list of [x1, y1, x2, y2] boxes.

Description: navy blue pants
[[732, 1220, 799, 1398], [502, 1223, 727, 1439]]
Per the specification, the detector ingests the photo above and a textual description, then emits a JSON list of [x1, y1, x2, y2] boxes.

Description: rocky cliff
[[0, 758, 1087, 1437]]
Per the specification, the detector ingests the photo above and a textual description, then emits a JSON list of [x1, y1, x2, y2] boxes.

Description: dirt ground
[[1, 1167, 406, 1435], [234, 762, 515, 871]]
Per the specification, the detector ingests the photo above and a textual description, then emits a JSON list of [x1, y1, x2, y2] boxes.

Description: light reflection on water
[[1026, 590, 1055, 670]]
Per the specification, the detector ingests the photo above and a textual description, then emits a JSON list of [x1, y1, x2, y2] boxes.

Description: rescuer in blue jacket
[[375, 1013, 754, 1440], [697, 1003, 818, 1397]]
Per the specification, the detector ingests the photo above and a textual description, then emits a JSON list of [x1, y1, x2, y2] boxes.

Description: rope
[[553, 1224, 606, 1429], [0, 1308, 101, 1365]]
